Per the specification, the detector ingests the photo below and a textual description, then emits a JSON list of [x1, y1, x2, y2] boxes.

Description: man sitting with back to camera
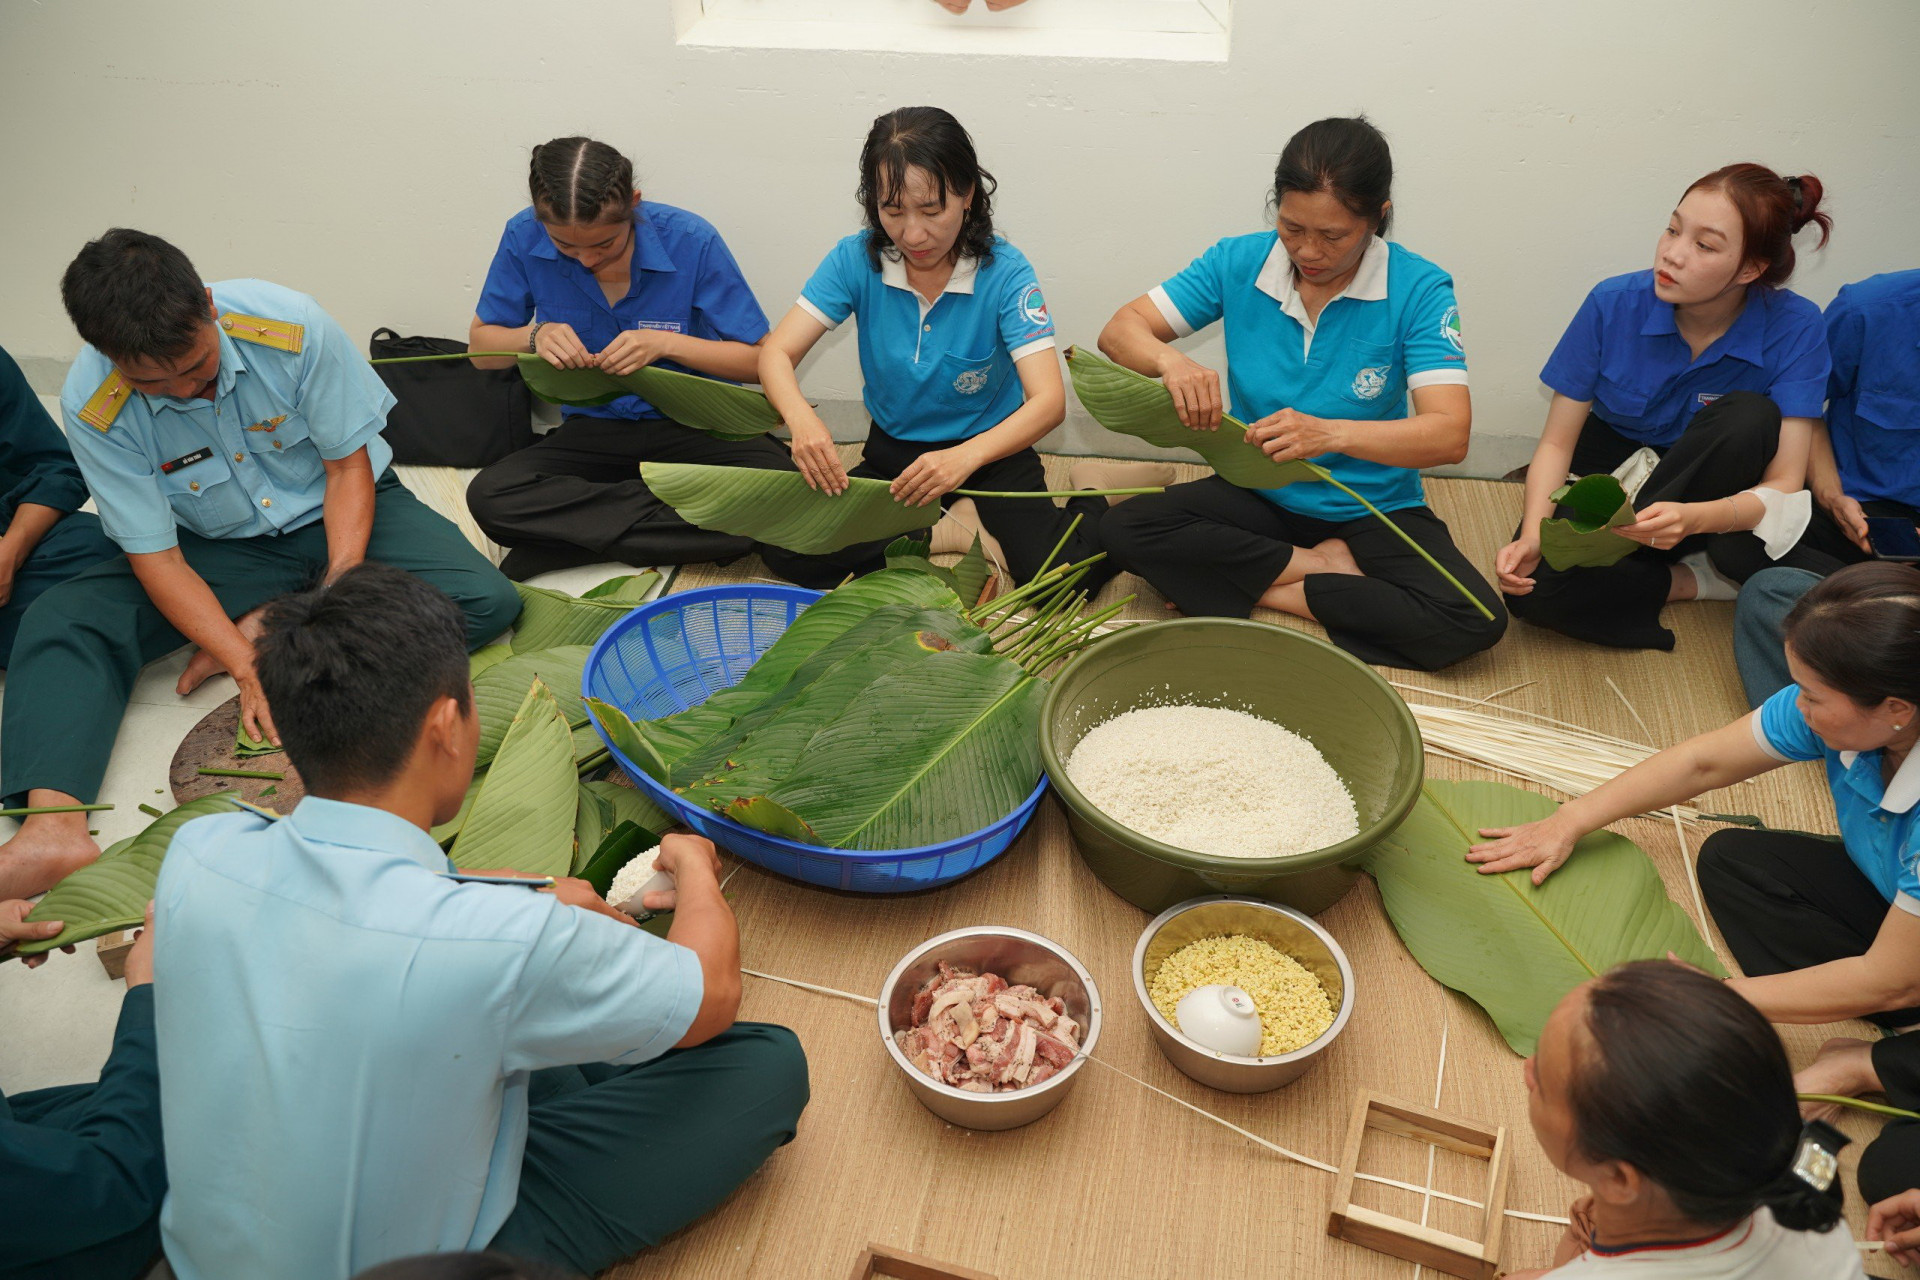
[[149, 563, 809, 1279]]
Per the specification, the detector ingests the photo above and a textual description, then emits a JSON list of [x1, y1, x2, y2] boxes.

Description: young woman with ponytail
[[465, 136, 795, 578], [1510, 962, 1861, 1278], [1498, 164, 1834, 651]]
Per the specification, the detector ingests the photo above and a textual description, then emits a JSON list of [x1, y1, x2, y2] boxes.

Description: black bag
[[368, 329, 533, 468]]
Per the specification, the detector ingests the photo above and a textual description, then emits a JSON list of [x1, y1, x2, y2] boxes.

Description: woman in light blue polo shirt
[[464, 136, 795, 579], [1498, 163, 1834, 651], [1096, 116, 1503, 672], [1468, 565, 1920, 1134], [756, 106, 1111, 590]]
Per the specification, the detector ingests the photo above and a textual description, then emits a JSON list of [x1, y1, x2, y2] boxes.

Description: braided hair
[[529, 137, 635, 225]]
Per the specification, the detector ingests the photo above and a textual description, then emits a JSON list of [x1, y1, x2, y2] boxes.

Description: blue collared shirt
[[1824, 270, 1920, 508], [797, 233, 1058, 444], [152, 797, 703, 1280], [477, 203, 770, 421], [1150, 234, 1469, 522], [1541, 270, 1830, 448], [59, 280, 395, 555], [1754, 685, 1920, 914]]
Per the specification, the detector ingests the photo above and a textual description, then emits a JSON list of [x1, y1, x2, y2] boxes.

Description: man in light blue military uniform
[[0, 229, 517, 894]]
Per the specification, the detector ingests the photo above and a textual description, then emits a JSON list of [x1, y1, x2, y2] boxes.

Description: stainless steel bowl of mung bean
[[1132, 895, 1354, 1093]]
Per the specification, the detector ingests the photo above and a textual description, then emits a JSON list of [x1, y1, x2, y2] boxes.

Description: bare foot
[[1310, 538, 1363, 577], [1795, 1036, 1880, 1122], [177, 604, 270, 696], [0, 804, 101, 900]]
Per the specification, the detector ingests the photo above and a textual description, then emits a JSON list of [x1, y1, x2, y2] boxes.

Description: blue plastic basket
[[582, 583, 1047, 893]]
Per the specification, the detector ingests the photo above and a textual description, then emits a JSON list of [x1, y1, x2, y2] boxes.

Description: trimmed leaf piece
[[19, 794, 244, 954], [1362, 779, 1725, 1056], [952, 534, 997, 608], [1065, 346, 1323, 490], [234, 722, 282, 759], [884, 536, 958, 591], [643, 462, 939, 555], [1540, 474, 1638, 570], [580, 572, 660, 603], [573, 784, 617, 875], [725, 796, 818, 843], [516, 357, 780, 439], [469, 643, 515, 679], [474, 646, 592, 768], [734, 651, 1045, 850], [583, 779, 675, 839], [578, 821, 653, 899], [586, 698, 670, 783], [451, 680, 580, 878], [511, 583, 645, 654]]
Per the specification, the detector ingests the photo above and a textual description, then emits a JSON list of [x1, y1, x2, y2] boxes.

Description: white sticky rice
[[1065, 705, 1357, 858]]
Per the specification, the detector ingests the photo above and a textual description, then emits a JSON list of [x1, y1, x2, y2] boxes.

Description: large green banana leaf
[[616, 570, 962, 769], [517, 357, 781, 440], [642, 462, 940, 554], [1065, 346, 1326, 489], [474, 646, 592, 767], [1362, 779, 1725, 1055], [469, 643, 515, 679], [511, 576, 657, 653], [732, 651, 1045, 850], [451, 680, 579, 877], [18, 794, 243, 954], [432, 771, 486, 846], [677, 608, 991, 800], [1540, 474, 1638, 571]]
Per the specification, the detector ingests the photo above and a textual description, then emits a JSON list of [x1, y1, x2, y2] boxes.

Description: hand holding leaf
[[1159, 352, 1224, 430], [1617, 500, 1695, 549], [534, 322, 594, 369]]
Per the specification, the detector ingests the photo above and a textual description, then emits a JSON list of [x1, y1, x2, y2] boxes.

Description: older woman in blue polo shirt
[[756, 106, 1113, 590], [466, 137, 794, 579], [1497, 164, 1834, 651], [1096, 116, 1503, 672]]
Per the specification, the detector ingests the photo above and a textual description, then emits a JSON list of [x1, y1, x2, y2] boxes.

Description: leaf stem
[[0, 803, 114, 817], [196, 767, 285, 781], [1799, 1093, 1920, 1121], [1315, 471, 1496, 622], [139, 803, 165, 818]]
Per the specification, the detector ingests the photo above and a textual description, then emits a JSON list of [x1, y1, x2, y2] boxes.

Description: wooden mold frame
[[1327, 1091, 1512, 1280], [847, 1242, 997, 1280]]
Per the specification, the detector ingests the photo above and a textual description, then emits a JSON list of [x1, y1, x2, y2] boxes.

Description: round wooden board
[[170, 696, 306, 812]]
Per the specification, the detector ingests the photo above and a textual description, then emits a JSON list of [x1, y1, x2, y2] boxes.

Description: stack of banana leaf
[[590, 556, 1125, 851], [11, 573, 678, 960]]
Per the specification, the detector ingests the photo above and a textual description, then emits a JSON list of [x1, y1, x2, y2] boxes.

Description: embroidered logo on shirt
[[1441, 306, 1464, 353], [1696, 392, 1723, 408], [1019, 285, 1050, 328], [1351, 366, 1390, 400], [953, 368, 991, 395]]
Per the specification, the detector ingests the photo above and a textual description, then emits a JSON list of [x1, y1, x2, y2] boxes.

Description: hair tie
[[1784, 175, 1806, 215], [1789, 1119, 1848, 1192]]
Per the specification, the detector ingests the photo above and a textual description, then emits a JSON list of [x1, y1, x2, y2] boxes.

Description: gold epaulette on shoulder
[[218, 311, 304, 354], [77, 372, 131, 432], [230, 798, 283, 822]]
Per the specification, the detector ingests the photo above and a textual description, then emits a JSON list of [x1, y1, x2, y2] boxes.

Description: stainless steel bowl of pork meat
[[878, 925, 1102, 1131]]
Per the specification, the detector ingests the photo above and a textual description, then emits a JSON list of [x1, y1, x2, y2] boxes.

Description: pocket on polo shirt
[[160, 458, 252, 536], [243, 412, 324, 489], [1337, 341, 1403, 409], [1858, 384, 1920, 432], [935, 349, 1006, 408], [1595, 372, 1653, 419]]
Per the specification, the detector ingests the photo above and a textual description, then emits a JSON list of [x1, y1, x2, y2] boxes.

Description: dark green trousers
[[0, 986, 165, 1280], [0, 474, 519, 806], [0, 513, 122, 667], [489, 1023, 809, 1274]]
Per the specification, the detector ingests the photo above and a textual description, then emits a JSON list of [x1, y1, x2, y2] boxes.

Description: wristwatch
[[527, 321, 546, 354]]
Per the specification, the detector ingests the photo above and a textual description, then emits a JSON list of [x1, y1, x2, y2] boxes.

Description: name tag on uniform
[[632, 320, 685, 333], [1696, 392, 1723, 408], [160, 447, 214, 474]]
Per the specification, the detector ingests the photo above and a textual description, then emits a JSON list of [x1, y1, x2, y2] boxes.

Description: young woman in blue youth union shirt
[[755, 107, 1113, 591], [1096, 116, 1504, 672], [1497, 164, 1833, 651], [465, 137, 797, 579]]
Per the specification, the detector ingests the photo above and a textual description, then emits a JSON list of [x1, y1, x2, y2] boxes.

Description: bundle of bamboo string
[[1389, 681, 1712, 825]]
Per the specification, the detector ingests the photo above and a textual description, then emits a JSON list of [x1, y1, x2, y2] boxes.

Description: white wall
[[3, 1, 1916, 473]]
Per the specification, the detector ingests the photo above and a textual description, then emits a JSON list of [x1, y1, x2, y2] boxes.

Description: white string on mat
[[739, 968, 1573, 1228]]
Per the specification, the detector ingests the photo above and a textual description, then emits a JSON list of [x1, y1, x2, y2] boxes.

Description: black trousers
[[759, 424, 1111, 591], [1505, 391, 1781, 651], [1859, 1033, 1920, 1205], [1698, 826, 1920, 1029], [466, 415, 797, 577], [1097, 475, 1505, 671]]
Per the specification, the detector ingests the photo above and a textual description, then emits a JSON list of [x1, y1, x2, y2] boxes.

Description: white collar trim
[[1839, 748, 1920, 814], [1254, 234, 1390, 328], [880, 251, 979, 296]]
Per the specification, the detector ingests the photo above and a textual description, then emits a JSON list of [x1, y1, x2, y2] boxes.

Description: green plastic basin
[[1040, 618, 1424, 916]]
